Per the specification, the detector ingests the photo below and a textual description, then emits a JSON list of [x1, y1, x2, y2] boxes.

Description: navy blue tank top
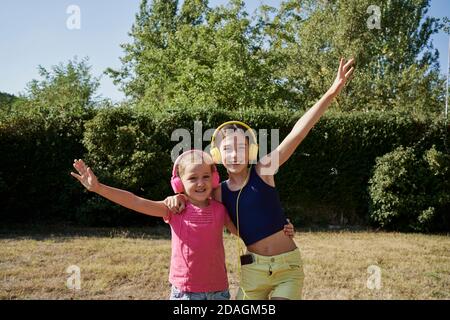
[[221, 166, 288, 246]]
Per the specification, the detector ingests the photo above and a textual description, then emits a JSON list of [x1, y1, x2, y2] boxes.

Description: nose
[[231, 150, 238, 161]]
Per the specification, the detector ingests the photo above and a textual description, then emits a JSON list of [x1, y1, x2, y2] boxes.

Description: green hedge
[[1, 106, 449, 229], [0, 113, 90, 224]]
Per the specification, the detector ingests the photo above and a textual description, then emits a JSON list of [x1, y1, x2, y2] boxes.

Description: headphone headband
[[172, 149, 215, 177], [210, 121, 258, 149]]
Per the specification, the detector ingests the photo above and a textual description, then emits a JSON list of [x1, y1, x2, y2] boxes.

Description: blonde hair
[[177, 151, 215, 178]]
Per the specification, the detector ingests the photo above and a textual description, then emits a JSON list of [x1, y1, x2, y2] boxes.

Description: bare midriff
[[247, 229, 297, 256]]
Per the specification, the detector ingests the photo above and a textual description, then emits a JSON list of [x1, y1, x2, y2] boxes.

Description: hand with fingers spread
[[71, 159, 100, 193], [258, 57, 356, 174], [329, 57, 355, 97], [70, 159, 168, 217]]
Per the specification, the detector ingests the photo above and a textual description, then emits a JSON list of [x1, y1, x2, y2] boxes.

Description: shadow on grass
[[1, 223, 445, 241], [0, 223, 172, 241], [0, 223, 373, 242]]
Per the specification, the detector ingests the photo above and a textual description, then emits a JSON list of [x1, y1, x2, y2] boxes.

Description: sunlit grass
[[0, 226, 448, 300]]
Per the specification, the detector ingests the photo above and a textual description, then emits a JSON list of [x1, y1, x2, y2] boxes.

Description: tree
[[266, 0, 446, 113], [107, 0, 293, 111], [0, 92, 18, 115], [106, 0, 179, 102], [108, 0, 447, 114], [15, 57, 100, 120]]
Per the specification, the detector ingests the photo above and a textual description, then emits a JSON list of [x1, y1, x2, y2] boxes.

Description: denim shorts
[[170, 285, 231, 300]]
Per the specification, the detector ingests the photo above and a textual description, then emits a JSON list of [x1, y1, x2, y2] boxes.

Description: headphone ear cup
[[212, 170, 220, 189], [210, 147, 222, 164], [171, 177, 184, 193], [249, 144, 258, 162]]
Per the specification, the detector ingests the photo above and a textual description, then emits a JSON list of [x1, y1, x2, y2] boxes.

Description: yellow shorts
[[236, 248, 304, 300]]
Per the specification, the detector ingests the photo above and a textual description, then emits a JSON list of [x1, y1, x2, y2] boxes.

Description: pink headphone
[[171, 150, 220, 193]]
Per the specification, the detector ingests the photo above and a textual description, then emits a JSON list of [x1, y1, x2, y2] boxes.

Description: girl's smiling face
[[219, 131, 249, 174], [179, 162, 213, 206]]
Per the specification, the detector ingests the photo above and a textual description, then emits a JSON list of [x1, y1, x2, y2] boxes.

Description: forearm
[[294, 58, 354, 138], [264, 58, 353, 170], [275, 88, 337, 166], [72, 159, 168, 217], [291, 88, 336, 141], [94, 183, 168, 217], [94, 183, 137, 211]]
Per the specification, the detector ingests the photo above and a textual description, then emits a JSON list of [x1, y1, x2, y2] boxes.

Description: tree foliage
[[10, 57, 101, 122], [107, 0, 447, 114], [106, 0, 305, 110], [271, 0, 446, 114]]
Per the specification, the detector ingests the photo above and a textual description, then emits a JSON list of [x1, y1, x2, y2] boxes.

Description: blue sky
[[1, 0, 448, 103]]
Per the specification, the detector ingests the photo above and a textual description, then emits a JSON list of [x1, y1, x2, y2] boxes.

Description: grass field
[[0, 226, 449, 300]]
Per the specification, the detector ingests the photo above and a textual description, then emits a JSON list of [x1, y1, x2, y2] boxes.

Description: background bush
[[368, 145, 450, 232]]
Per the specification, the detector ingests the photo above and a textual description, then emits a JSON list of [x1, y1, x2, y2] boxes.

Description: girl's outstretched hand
[[329, 57, 355, 97], [71, 159, 100, 193]]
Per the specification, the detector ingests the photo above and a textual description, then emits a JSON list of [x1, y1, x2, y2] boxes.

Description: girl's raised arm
[[71, 159, 168, 217], [257, 58, 355, 175]]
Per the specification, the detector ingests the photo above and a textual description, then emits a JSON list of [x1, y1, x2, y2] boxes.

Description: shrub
[[368, 145, 450, 232]]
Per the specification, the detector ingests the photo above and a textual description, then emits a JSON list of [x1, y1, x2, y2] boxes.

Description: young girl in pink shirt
[[71, 150, 293, 300]]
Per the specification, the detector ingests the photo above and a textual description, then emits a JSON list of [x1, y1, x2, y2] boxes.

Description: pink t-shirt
[[163, 199, 231, 292]]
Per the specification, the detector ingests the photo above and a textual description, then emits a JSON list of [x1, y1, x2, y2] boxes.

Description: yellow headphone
[[210, 121, 259, 164]]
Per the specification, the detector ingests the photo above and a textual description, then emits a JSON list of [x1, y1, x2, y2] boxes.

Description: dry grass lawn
[[0, 226, 449, 300]]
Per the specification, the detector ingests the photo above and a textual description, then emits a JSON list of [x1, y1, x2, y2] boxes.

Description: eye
[[203, 175, 210, 179]]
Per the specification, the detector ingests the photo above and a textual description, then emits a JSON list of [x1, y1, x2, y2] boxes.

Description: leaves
[[106, 0, 445, 115], [368, 145, 450, 232]]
